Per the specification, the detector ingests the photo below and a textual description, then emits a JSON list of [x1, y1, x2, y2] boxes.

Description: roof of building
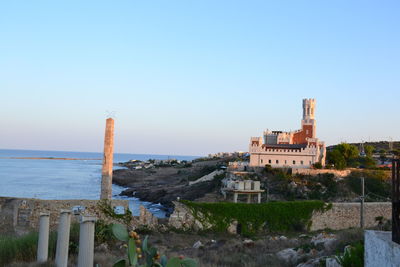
[[262, 144, 308, 149]]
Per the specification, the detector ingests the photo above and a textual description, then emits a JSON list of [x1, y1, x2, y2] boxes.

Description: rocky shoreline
[[112, 158, 227, 215]]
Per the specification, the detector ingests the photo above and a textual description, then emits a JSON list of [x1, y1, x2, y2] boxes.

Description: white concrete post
[[77, 215, 97, 267], [37, 212, 50, 263], [233, 193, 238, 203], [257, 193, 261, 203], [55, 210, 72, 267]]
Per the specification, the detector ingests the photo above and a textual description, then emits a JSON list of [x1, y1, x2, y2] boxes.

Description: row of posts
[[37, 210, 97, 267]]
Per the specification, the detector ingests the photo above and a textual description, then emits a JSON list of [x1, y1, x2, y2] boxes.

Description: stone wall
[[188, 170, 224, 186], [168, 201, 392, 233], [0, 197, 129, 235], [310, 202, 391, 231], [292, 168, 351, 178]]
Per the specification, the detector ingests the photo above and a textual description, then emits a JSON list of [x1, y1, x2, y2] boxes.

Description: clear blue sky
[[1, 1, 399, 156]]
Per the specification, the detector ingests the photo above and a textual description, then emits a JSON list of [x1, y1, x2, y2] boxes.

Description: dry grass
[[4, 228, 365, 267]]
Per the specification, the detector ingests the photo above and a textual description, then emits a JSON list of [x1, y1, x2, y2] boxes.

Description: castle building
[[249, 99, 326, 168]]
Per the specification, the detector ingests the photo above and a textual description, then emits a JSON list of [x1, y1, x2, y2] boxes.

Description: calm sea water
[[0, 149, 198, 218]]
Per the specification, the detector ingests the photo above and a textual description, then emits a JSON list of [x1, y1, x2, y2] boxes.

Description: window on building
[[261, 159, 263, 164], [276, 160, 279, 164], [268, 159, 271, 164], [293, 160, 296, 165], [309, 161, 312, 165], [306, 130, 309, 134], [301, 161, 304, 165], [285, 160, 287, 164]]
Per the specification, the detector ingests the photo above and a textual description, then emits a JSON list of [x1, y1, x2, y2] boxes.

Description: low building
[[249, 99, 326, 169], [221, 178, 264, 203]]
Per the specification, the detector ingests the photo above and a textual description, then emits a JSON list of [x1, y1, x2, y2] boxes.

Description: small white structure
[[222, 179, 264, 203]]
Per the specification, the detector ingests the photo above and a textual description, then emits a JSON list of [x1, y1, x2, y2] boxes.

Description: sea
[[0, 149, 198, 218]]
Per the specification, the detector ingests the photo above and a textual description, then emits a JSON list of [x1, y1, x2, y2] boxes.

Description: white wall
[[365, 230, 400, 267], [249, 153, 315, 168]]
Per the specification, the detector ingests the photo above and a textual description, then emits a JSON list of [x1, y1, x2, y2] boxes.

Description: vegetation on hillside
[[327, 142, 399, 170], [259, 166, 391, 202], [182, 200, 330, 236]]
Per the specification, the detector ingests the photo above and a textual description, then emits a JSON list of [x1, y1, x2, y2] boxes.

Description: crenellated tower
[[302, 98, 315, 120], [301, 98, 316, 139]]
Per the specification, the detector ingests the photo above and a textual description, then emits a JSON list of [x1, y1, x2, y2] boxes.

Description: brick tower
[[100, 118, 114, 200]]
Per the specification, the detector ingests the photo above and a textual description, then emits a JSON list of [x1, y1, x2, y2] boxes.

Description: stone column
[[233, 193, 238, 203], [100, 117, 115, 199], [37, 212, 50, 263], [55, 210, 72, 267], [77, 215, 97, 267]]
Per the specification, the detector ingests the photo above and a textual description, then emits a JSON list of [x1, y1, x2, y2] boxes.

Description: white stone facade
[[249, 99, 326, 168], [365, 231, 400, 267]]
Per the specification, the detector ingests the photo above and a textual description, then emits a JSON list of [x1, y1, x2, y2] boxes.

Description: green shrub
[[111, 224, 198, 267], [336, 242, 364, 267], [181, 200, 330, 236], [304, 173, 338, 201], [0, 231, 57, 266], [95, 220, 114, 244], [313, 162, 323, 169], [346, 171, 390, 200]]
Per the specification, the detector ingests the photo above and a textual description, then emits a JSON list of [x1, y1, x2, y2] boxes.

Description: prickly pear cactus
[[111, 223, 198, 267]]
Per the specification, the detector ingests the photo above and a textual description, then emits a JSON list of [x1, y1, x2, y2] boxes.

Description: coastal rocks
[[113, 159, 226, 212]]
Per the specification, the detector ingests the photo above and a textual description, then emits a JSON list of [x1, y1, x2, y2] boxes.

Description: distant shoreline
[[2, 157, 101, 161]]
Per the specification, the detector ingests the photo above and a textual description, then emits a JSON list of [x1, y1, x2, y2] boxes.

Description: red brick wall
[[292, 125, 313, 144]]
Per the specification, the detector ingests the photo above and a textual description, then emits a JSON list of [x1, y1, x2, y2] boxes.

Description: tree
[[361, 156, 376, 169], [327, 150, 346, 170], [364, 145, 374, 158], [336, 143, 359, 163], [313, 162, 323, 169]]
